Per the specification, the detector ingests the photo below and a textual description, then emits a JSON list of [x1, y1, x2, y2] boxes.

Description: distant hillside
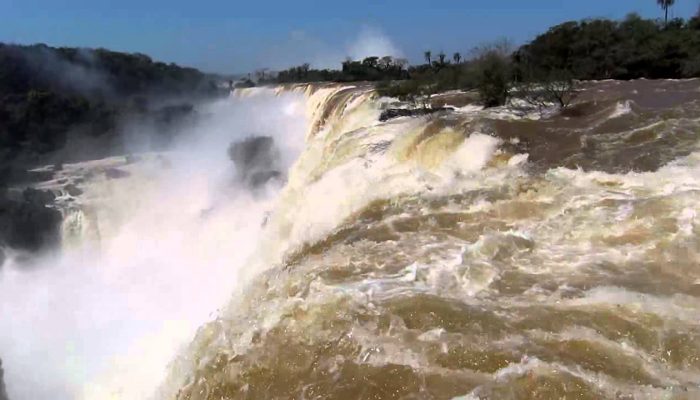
[[0, 43, 219, 100], [0, 43, 226, 170]]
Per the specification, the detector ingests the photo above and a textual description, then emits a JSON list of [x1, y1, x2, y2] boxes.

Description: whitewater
[[2, 79, 700, 399]]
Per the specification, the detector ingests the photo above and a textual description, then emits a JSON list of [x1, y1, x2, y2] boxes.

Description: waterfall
[[166, 80, 700, 400], [2, 79, 700, 399]]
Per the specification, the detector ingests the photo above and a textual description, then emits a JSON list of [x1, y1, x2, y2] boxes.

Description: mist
[[0, 90, 307, 399], [258, 26, 404, 70], [20, 44, 114, 99], [347, 27, 403, 62]]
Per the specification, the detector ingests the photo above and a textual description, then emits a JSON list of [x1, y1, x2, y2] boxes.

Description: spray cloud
[[0, 90, 307, 400]]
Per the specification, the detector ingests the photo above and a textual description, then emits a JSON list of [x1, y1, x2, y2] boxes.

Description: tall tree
[[657, 0, 675, 24], [453, 52, 462, 63], [424, 51, 432, 65], [437, 52, 447, 65], [379, 56, 393, 70]]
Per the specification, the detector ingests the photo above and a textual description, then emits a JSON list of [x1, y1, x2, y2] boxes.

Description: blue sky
[[1, 0, 698, 73]]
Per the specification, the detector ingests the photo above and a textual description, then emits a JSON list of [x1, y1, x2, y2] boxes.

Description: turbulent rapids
[[2, 79, 700, 399], [167, 80, 700, 399]]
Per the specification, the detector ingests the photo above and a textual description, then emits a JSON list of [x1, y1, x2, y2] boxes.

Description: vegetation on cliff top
[[264, 13, 700, 108], [0, 43, 224, 166], [3, 9, 700, 165]]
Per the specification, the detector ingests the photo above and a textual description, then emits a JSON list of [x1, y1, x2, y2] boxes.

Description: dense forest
[[515, 14, 700, 80], [266, 13, 700, 107], [0, 43, 224, 170], [271, 57, 409, 83]]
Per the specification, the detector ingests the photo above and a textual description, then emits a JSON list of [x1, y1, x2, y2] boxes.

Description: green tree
[[437, 52, 447, 65], [379, 56, 393, 70], [658, 0, 675, 24], [453, 52, 462, 63], [362, 57, 379, 68], [514, 68, 578, 109], [470, 43, 513, 107], [424, 51, 432, 65]]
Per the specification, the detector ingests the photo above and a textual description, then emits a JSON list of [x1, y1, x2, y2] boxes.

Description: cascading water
[[2, 78, 700, 400], [0, 91, 307, 400], [165, 79, 700, 400]]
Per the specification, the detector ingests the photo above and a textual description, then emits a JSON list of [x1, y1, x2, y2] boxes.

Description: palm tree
[[424, 51, 432, 65], [437, 52, 447, 65], [453, 52, 462, 64], [657, 0, 675, 24]]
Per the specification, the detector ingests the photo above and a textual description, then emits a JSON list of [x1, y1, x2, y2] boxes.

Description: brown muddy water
[[163, 80, 700, 400]]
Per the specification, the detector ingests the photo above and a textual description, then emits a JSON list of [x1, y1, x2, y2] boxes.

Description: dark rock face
[[22, 187, 54, 206], [64, 184, 83, 196], [154, 103, 195, 126], [0, 188, 62, 254], [228, 136, 283, 189], [0, 165, 54, 187], [249, 170, 282, 188], [379, 107, 452, 122], [0, 358, 8, 400], [104, 167, 130, 179]]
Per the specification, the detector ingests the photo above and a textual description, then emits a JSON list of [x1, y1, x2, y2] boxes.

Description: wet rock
[[0, 168, 9, 189], [152, 104, 197, 144], [228, 136, 283, 189], [229, 136, 276, 169], [0, 358, 7, 400], [64, 184, 83, 196], [249, 170, 283, 187], [558, 100, 604, 118], [22, 188, 55, 206], [234, 78, 256, 89], [24, 169, 54, 183], [104, 167, 130, 179], [0, 188, 62, 254], [0, 164, 59, 186], [154, 103, 195, 126], [379, 107, 452, 122]]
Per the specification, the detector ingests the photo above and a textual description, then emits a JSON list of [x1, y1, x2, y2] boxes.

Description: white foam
[[0, 92, 308, 400], [609, 100, 634, 119]]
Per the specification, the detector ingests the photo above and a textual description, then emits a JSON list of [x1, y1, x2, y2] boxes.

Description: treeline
[[0, 43, 219, 99], [515, 14, 700, 80], [273, 57, 409, 83], [0, 43, 224, 165], [265, 14, 700, 107]]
